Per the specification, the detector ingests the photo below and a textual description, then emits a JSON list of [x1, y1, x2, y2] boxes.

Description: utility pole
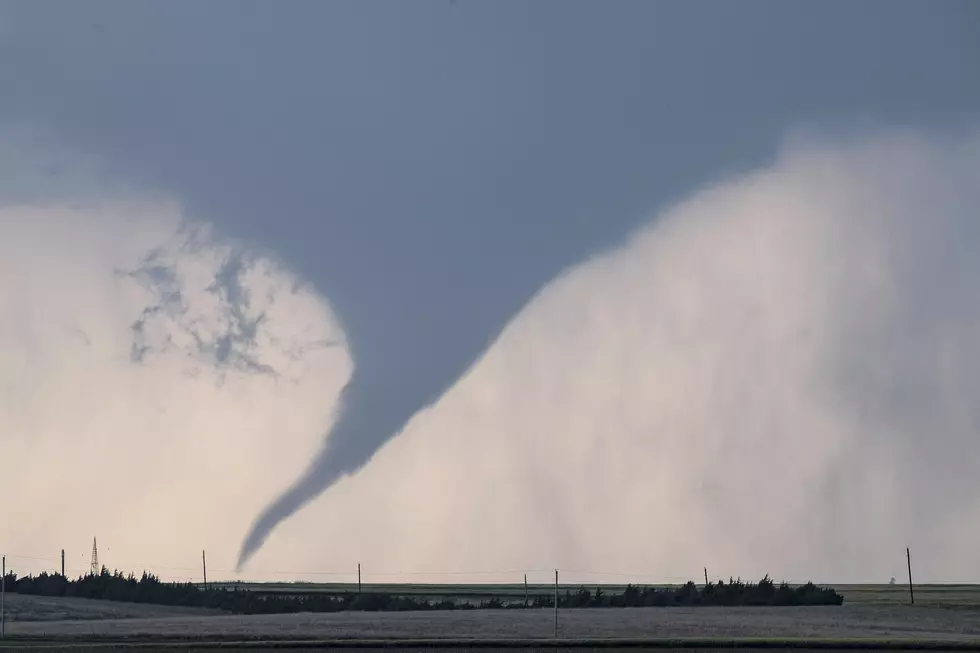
[[704, 567, 708, 587], [524, 573, 528, 609], [2, 554, 6, 639], [907, 547, 914, 606], [554, 569, 559, 638], [61, 549, 65, 577], [358, 563, 362, 594], [202, 550, 208, 591]]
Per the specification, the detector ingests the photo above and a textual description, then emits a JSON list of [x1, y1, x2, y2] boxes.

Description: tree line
[[1, 568, 842, 614]]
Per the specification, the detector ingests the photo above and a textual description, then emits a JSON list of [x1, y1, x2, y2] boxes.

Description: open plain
[[3, 585, 980, 650]]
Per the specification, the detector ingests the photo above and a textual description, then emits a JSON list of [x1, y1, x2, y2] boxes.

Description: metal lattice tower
[[90, 537, 99, 576]]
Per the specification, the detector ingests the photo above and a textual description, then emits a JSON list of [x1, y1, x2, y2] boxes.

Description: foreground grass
[[7, 602, 980, 644], [5, 636, 980, 650]]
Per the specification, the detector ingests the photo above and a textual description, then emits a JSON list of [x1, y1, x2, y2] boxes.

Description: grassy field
[[4, 584, 979, 646], [834, 585, 980, 608], [0, 591, 220, 622], [6, 602, 980, 641]]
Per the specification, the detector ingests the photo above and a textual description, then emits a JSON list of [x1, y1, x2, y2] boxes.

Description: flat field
[[0, 591, 219, 622], [835, 585, 980, 608], [5, 601, 980, 641], [4, 584, 980, 644]]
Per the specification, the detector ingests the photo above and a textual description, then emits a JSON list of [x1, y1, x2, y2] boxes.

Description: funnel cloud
[[271, 129, 980, 583]]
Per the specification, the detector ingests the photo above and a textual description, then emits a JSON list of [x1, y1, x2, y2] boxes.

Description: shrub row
[[1, 568, 842, 614]]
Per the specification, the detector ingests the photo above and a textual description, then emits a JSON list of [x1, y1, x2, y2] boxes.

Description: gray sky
[[2, 0, 978, 566]]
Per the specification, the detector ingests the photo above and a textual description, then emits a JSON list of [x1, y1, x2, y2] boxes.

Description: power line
[[4, 554, 59, 562]]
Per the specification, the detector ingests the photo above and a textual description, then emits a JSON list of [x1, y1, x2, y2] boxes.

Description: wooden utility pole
[[202, 550, 208, 590], [358, 563, 362, 594], [554, 569, 559, 638], [61, 549, 65, 577], [907, 547, 914, 605], [524, 573, 528, 609], [704, 567, 708, 587], [2, 554, 6, 639]]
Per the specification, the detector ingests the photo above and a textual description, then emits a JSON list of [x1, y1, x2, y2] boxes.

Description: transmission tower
[[90, 537, 99, 576]]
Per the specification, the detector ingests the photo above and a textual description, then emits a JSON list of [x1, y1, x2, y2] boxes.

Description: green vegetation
[[562, 576, 842, 607], [2, 568, 842, 614]]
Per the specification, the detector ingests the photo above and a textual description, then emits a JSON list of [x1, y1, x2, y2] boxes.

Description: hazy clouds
[[0, 132, 351, 578], [271, 129, 978, 585], [4, 127, 977, 583]]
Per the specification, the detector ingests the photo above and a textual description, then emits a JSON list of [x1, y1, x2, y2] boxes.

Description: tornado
[[236, 360, 458, 568]]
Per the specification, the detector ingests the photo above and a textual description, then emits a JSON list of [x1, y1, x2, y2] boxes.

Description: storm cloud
[[1, 1, 978, 577]]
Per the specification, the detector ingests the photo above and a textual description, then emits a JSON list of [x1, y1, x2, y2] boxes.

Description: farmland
[[5, 601, 980, 640], [0, 591, 219, 623], [3, 584, 980, 647], [835, 584, 980, 608]]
